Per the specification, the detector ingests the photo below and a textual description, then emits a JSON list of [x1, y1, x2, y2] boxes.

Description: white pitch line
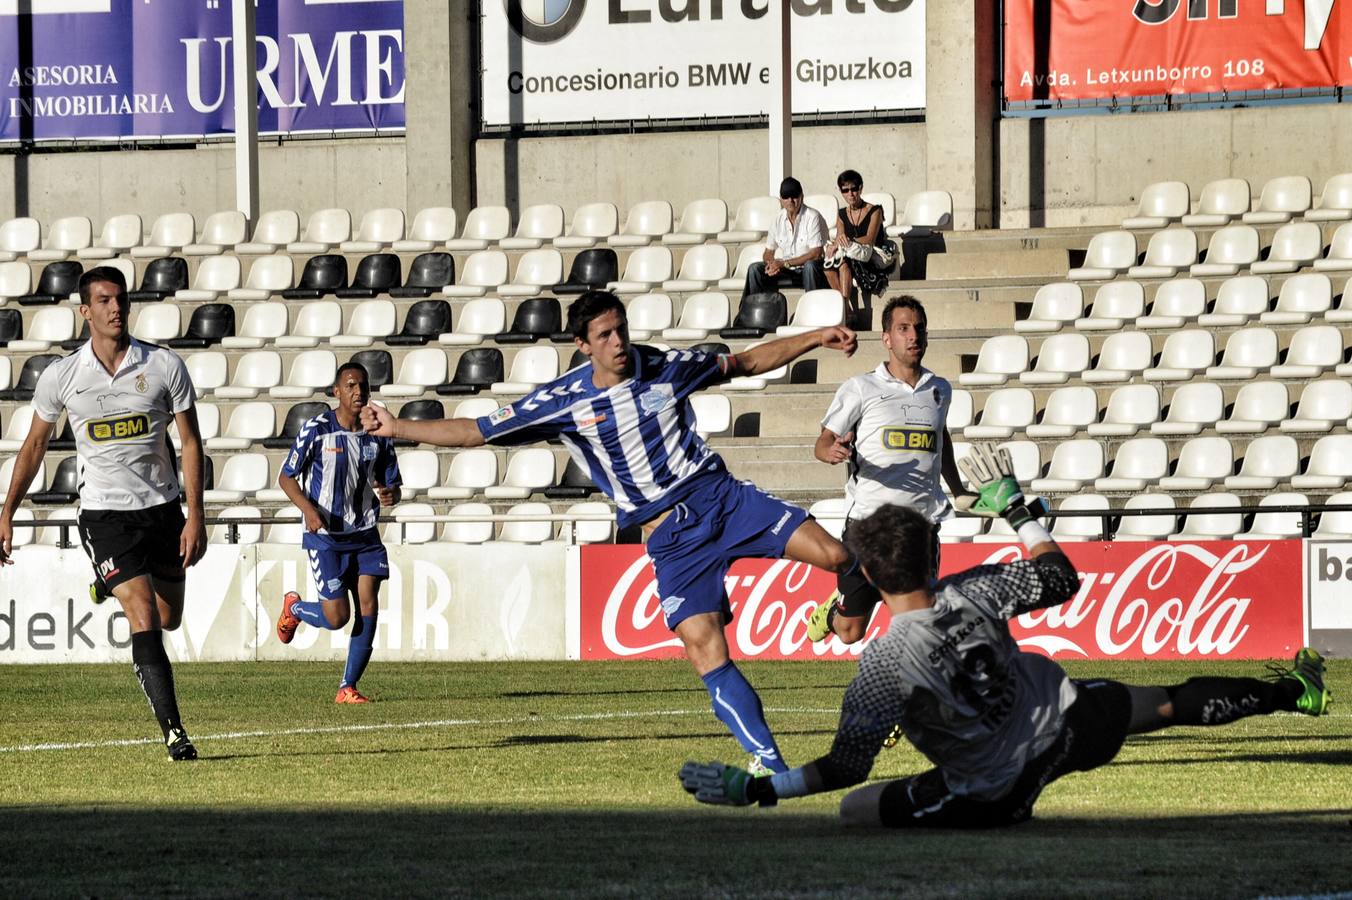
[[0, 706, 841, 755]]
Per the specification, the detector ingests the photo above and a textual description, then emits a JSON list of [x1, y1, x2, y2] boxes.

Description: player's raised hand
[[959, 444, 1036, 527], [819, 325, 857, 358], [361, 402, 396, 438], [823, 430, 854, 465], [678, 760, 754, 806], [0, 517, 14, 566]]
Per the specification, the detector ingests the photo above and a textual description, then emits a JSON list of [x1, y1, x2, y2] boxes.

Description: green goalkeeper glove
[[678, 761, 756, 806], [958, 444, 1036, 529]]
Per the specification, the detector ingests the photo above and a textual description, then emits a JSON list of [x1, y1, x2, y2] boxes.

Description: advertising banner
[[480, 0, 925, 127], [1306, 540, 1352, 655], [1004, 0, 1352, 103], [576, 540, 1305, 661], [0, 0, 404, 142]]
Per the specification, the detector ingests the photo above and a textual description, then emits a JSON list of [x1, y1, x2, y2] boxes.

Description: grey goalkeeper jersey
[[826, 557, 1081, 800]]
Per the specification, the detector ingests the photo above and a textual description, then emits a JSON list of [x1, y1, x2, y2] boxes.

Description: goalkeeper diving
[[679, 444, 1332, 827]]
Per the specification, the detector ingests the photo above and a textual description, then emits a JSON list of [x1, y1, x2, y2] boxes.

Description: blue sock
[[291, 599, 333, 629], [700, 661, 787, 773], [340, 614, 378, 690]]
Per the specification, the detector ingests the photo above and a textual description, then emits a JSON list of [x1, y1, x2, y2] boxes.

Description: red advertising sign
[[1004, 1, 1352, 102], [576, 540, 1304, 661]]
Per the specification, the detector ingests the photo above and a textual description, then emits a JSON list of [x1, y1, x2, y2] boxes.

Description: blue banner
[[0, 0, 404, 141]]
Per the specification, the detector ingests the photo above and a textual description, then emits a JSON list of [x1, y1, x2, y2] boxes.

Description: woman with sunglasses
[[825, 169, 897, 320]]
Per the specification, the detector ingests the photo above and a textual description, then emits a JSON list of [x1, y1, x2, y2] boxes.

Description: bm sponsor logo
[[881, 427, 936, 452], [87, 412, 149, 443]]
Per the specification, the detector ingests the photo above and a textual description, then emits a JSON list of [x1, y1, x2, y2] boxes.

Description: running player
[[0, 266, 207, 761], [274, 362, 401, 704], [361, 289, 858, 773], [679, 445, 1332, 823]]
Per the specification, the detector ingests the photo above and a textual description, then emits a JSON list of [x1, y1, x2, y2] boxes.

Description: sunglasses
[[840, 185, 861, 194]]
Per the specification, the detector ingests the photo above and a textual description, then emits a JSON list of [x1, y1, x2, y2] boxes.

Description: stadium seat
[[718, 196, 779, 243], [565, 501, 616, 544], [1067, 230, 1136, 280], [1122, 180, 1189, 229], [281, 254, 347, 300], [131, 212, 195, 258], [379, 347, 448, 397], [1314, 221, 1352, 272], [438, 347, 504, 393], [385, 502, 437, 545], [335, 253, 401, 300], [0, 217, 40, 260], [862, 192, 896, 231], [1205, 327, 1278, 380], [690, 393, 732, 437], [34, 506, 78, 546], [609, 200, 674, 247], [0, 356, 10, 392], [30, 216, 92, 261], [1281, 379, 1352, 433], [341, 207, 405, 253], [721, 338, 787, 391], [287, 208, 351, 254], [1088, 384, 1159, 437], [946, 388, 974, 432], [1, 354, 62, 402], [497, 297, 563, 343], [1190, 224, 1260, 276], [484, 447, 556, 499], [1137, 278, 1205, 329], [1014, 282, 1083, 333], [275, 300, 341, 349], [1029, 439, 1103, 492], [350, 350, 393, 389], [544, 458, 597, 499], [0, 456, 44, 502], [452, 397, 499, 420], [1095, 437, 1168, 492], [1216, 380, 1288, 434], [499, 249, 564, 298], [663, 198, 728, 245], [722, 292, 787, 338], [439, 298, 507, 346], [664, 244, 729, 292], [965, 388, 1035, 439], [446, 205, 511, 251], [1, 506, 35, 547], [221, 301, 289, 350], [203, 453, 269, 503], [0, 307, 21, 346], [803, 195, 833, 232], [1224, 434, 1298, 490], [663, 291, 730, 340], [891, 190, 954, 235], [719, 244, 765, 292], [175, 255, 240, 302], [8, 306, 75, 352], [393, 207, 457, 252], [777, 289, 844, 336], [1292, 434, 1352, 489], [28, 455, 78, 505], [1001, 440, 1043, 484], [386, 299, 452, 347], [971, 516, 1020, 544], [1242, 175, 1311, 224], [500, 203, 564, 250], [807, 497, 847, 539], [1143, 329, 1214, 382], [1306, 173, 1352, 222], [1241, 492, 1310, 540], [79, 213, 142, 259], [208, 506, 263, 545], [1083, 331, 1152, 384], [1158, 436, 1234, 490], [262, 400, 328, 449], [1152, 381, 1223, 435], [171, 402, 218, 448], [1311, 490, 1352, 538], [553, 248, 619, 296], [1168, 493, 1243, 541], [1026, 385, 1096, 439], [1197, 274, 1268, 326], [1261, 272, 1332, 325], [207, 401, 276, 450], [1181, 178, 1250, 227], [185, 209, 247, 256], [1116, 493, 1178, 541], [556, 202, 619, 249], [229, 254, 293, 301], [958, 335, 1028, 386], [215, 351, 283, 400], [939, 515, 985, 543], [270, 350, 336, 399], [428, 448, 499, 500], [609, 246, 674, 294], [394, 449, 440, 498], [390, 252, 455, 299], [1127, 228, 1197, 279], [265, 507, 304, 544], [496, 502, 554, 544], [440, 502, 494, 544], [1251, 222, 1322, 275], [0, 260, 31, 301], [1050, 494, 1110, 542], [168, 303, 234, 349], [1272, 325, 1342, 379], [441, 250, 508, 298], [20, 260, 82, 305], [492, 345, 559, 394], [126, 257, 188, 303], [1020, 333, 1088, 385], [626, 293, 674, 340]]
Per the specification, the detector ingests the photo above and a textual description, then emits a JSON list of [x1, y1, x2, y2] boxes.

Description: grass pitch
[[1, 659, 1349, 899]]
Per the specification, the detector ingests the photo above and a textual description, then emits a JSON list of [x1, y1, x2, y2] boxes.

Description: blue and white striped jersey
[[281, 409, 402, 540], [477, 345, 735, 528]]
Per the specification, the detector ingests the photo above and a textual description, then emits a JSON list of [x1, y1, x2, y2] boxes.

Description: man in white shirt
[[743, 176, 830, 297], [0, 266, 207, 761]]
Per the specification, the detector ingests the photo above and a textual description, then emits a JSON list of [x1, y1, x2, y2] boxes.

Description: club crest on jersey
[[489, 406, 515, 425], [135, 373, 148, 393], [362, 444, 377, 461], [640, 385, 675, 415], [881, 427, 937, 452]]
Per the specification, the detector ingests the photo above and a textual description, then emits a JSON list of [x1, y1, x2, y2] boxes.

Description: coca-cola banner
[[1004, 1, 1352, 103], [576, 540, 1304, 661]]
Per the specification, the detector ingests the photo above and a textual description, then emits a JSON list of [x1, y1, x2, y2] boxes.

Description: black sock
[[1165, 677, 1300, 725], [131, 630, 184, 741]]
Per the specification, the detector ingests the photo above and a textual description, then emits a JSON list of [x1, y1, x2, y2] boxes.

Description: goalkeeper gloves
[[958, 444, 1039, 529], [678, 761, 774, 807]]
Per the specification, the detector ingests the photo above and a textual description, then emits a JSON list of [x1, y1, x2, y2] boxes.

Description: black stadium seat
[[436, 347, 503, 395], [349, 350, 393, 390], [394, 399, 444, 446], [389, 252, 455, 299], [336, 253, 401, 300], [553, 248, 618, 295], [691, 341, 732, 357], [167, 303, 234, 349], [282, 254, 348, 300], [496, 297, 564, 343], [60, 321, 90, 351], [543, 458, 596, 499], [19, 260, 82, 305], [47, 419, 76, 451], [721, 291, 787, 339], [385, 299, 451, 346], [127, 257, 187, 302], [0, 353, 60, 401], [0, 308, 22, 346], [30, 455, 78, 505], [262, 401, 329, 449]]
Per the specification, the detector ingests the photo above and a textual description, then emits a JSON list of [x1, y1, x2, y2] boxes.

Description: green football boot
[[1286, 647, 1332, 716], [806, 591, 840, 643]]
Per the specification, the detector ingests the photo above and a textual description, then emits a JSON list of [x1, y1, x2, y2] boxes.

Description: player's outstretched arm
[[732, 326, 857, 378], [360, 403, 486, 448], [0, 416, 55, 565]]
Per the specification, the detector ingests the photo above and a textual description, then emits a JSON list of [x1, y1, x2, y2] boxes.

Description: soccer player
[[679, 445, 1332, 824], [0, 266, 207, 761], [807, 295, 974, 645], [360, 289, 858, 773], [274, 362, 401, 704]]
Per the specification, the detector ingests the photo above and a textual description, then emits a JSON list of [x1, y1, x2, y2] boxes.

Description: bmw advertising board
[[481, 0, 926, 127]]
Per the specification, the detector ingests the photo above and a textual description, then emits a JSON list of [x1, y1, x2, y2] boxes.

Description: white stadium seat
[[493, 345, 559, 394], [1242, 175, 1311, 225], [1271, 325, 1341, 379], [1307, 172, 1352, 222], [964, 387, 1035, 439], [1312, 490, 1352, 538], [203, 452, 269, 503], [439, 297, 507, 346], [1292, 434, 1352, 490], [1251, 222, 1322, 275], [395, 449, 440, 498], [341, 207, 405, 253], [1082, 331, 1152, 384], [385, 502, 437, 545], [663, 198, 727, 246], [442, 250, 509, 298], [500, 203, 564, 251], [718, 196, 779, 244], [891, 190, 953, 235], [1206, 327, 1278, 380], [1182, 178, 1250, 227], [0, 259, 32, 300], [275, 300, 341, 349], [1020, 333, 1088, 385], [270, 349, 337, 400], [236, 209, 301, 255], [30, 215, 92, 261], [1075, 281, 1144, 331], [1216, 381, 1288, 435], [1158, 437, 1234, 491], [79, 213, 142, 259], [8, 306, 75, 352], [625, 293, 675, 340], [208, 506, 263, 545], [1050, 494, 1110, 542], [719, 244, 764, 292], [609, 246, 674, 294], [1242, 492, 1309, 540], [1026, 386, 1097, 439], [379, 347, 447, 397], [1137, 278, 1205, 329], [230, 254, 294, 302], [1127, 228, 1197, 279], [0, 217, 40, 259], [441, 502, 495, 544], [1116, 493, 1178, 541], [483, 448, 556, 499], [609, 200, 673, 247], [185, 351, 228, 398], [1169, 493, 1242, 541], [1087, 384, 1159, 437], [446, 206, 511, 251], [946, 388, 975, 433], [1068, 230, 1137, 280], [287, 207, 351, 254], [958, 335, 1028, 386], [1029, 439, 1103, 493], [175, 254, 240, 302], [1095, 437, 1168, 492], [663, 292, 730, 341], [1281, 380, 1352, 433], [222, 301, 290, 350], [1143, 329, 1214, 382], [1262, 272, 1333, 325], [1314, 221, 1352, 272], [1198, 275, 1268, 326], [556, 202, 619, 249], [429, 448, 499, 500], [1123, 180, 1189, 229], [1223, 434, 1298, 490], [131, 212, 194, 258], [498, 248, 563, 299], [206, 401, 275, 450], [565, 501, 616, 544], [0, 407, 37, 453], [215, 350, 283, 400], [1190, 224, 1260, 277], [496, 502, 554, 544], [1015, 282, 1083, 333], [393, 207, 457, 252], [331, 299, 397, 348], [777, 289, 844, 336], [1152, 382, 1222, 435], [185, 209, 247, 256], [664, 244, 729, 293]]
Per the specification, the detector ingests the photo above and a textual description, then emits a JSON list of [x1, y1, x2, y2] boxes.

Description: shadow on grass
[[499, 681, 855, 699], [1, 806, 1349, 899]]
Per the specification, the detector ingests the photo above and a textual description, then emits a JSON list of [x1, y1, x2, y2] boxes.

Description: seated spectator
[[824, 169, 897, 313], [743, 177, 829, 298]]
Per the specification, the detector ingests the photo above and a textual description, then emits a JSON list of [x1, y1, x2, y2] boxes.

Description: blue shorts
[[302, 533, 390, 602], [644, 475, 809, 630]]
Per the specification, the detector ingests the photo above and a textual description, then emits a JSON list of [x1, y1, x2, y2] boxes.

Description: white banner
[[481, 0, 926, 126], [0, 544, 569, 663], [1308, 541, 1352, 629]]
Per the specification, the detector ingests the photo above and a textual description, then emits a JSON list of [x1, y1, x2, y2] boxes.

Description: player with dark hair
[[275, 362, 402, 704], [0, 265, 207, 760], [361, 289, 858, 773], [679, 445, 1332, 824]]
